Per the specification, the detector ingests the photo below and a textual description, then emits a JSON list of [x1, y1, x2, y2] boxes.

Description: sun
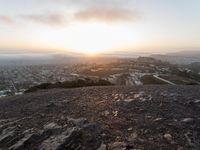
[[37, 22, 136, 55], [60, 22, 135, 55], [69, 35, 106, 55], [64, 23, 114, 55]]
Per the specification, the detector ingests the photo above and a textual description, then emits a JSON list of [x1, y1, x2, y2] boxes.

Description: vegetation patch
[[25, 78, 113, 93]]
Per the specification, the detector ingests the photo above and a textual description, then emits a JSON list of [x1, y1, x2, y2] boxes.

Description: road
[[153, 75, 176, 85]]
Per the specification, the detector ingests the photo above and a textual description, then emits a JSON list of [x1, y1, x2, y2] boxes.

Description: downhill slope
[[0, 85, 200, 150]]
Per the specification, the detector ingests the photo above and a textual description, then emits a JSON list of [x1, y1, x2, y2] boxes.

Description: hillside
[[0, 85, 200, 150], [151, 53, 200, 65]]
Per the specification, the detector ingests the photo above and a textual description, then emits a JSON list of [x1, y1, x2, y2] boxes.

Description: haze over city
[[0, 0, 200, 55]]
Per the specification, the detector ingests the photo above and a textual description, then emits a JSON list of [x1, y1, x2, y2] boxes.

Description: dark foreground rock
[[0, 85, 200, 150]]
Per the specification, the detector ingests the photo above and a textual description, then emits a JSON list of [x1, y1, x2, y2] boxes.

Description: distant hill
[[152, 51, 200, 64], [0, 53, 80, 65], [186, 62, 200, 73], [168, 51, 200, 58], [0, 52, 124, 66]]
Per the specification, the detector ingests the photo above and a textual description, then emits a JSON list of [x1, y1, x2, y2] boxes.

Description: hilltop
[[0, 85, 200, 150]]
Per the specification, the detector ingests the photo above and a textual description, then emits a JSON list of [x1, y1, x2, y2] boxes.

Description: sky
[[0, 0, 200, 55]]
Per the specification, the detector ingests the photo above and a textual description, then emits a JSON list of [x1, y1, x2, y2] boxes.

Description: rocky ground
[[0, 85, 200, 150]]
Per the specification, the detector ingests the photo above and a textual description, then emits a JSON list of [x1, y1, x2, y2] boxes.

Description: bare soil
[[0, 85, 200, 150]]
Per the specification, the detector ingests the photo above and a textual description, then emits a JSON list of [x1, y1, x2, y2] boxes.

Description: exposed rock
[[67, 117, 88, 127], [124, 98, 134, 102], [102, 110, 110, 117], [164, 133, 172, 141], [194, 99, 200, 103], [109, 141, 125, 150], [45, 102, 56, 108], [97, 143, 107, 150], [127, 128, 133, 131], [181, 118, 194, 123], [57, 124, 101, 150], [0, 127, 15, 144], [112, 111, 118, 117], [9, 133, 33, 150], [44, 122, 60, 130], [184, 132, 196, 147], [154, 118, 163, 122], [128, 132, 138, 142]]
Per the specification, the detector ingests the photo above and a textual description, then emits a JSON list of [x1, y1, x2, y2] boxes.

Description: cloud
[[74, 7, 138, 23], [0, 15, 13, 24], [48, 0, 134, 7], [22, 13, 68, 26], [0, 1, 139, 26]]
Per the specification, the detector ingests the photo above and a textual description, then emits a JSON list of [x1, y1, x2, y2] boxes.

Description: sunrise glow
[[0, 0, 200, 54]]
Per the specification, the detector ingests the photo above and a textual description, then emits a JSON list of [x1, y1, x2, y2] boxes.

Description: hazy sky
[[0, 0, 200, 54]]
